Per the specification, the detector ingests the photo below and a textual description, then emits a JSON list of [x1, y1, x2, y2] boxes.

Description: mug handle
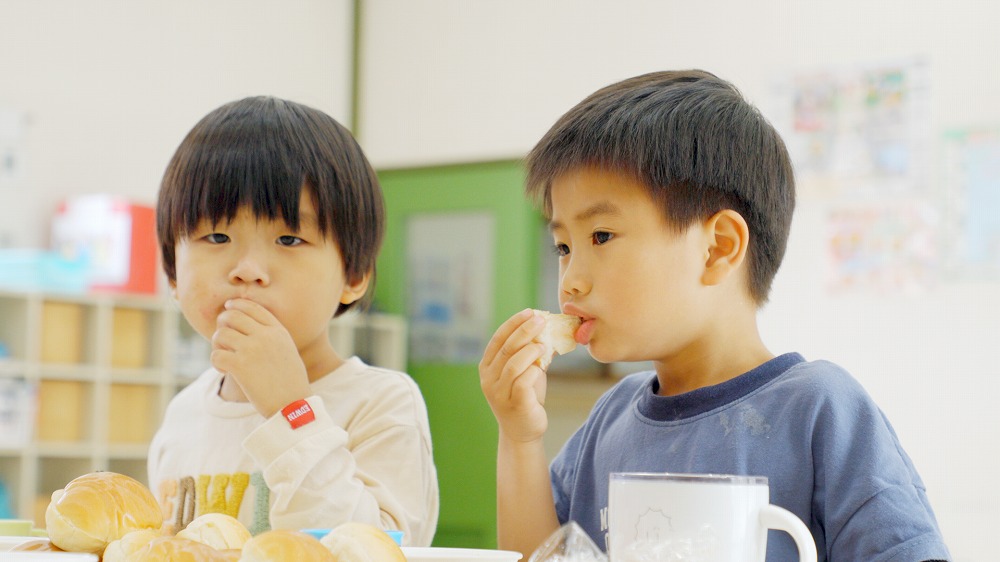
[[759, 504, 817, 562]]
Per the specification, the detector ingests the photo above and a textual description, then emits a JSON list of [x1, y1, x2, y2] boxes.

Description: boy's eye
[[277, 235, 304, 247], [205, 233, 229, 244], [553, 243, 570, 257], [593, 231, 613, 245]]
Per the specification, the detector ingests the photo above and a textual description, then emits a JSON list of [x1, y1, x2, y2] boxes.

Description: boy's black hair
[[526, 70, 795, 305], [157, 96, 385, 315]]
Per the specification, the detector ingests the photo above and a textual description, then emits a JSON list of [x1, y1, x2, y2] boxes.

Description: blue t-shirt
[[550, 353, 951, 561]]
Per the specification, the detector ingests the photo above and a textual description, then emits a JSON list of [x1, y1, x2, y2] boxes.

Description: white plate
[[0, 537, 97, 560], [0, 555, 97, 561], [401, 547, 522, 562]]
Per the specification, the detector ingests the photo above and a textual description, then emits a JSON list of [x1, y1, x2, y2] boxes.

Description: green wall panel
[[373, 160, 542, 549]]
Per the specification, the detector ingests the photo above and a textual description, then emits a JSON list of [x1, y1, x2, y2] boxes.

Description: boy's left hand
[[211, 297, 311, 418]]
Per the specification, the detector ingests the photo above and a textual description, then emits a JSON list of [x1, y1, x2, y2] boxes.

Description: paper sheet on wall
[[406, 212, 495, 363], [941, 129, 1000, 279], [772, 58, 937, 294]]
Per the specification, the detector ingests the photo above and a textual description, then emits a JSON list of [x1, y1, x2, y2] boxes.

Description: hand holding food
[[45, 471, 163, 554], [479, 309, 580, 444]]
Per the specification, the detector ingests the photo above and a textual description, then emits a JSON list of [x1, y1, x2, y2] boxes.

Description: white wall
[[358, 0, 1000, 167], [359, 2, 999, 560], [0, 0, 353, 249]]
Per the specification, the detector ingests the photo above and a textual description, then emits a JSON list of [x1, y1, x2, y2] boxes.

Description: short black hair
[[157, 96, 385, 315], [526, 70, 795, 305]]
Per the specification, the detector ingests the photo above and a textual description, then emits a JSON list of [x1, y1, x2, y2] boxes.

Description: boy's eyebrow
[[548, 201, 622, 231]]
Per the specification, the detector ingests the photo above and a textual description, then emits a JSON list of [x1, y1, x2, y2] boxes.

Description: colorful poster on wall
[[406, 211, 495, 363], [826, 201, 941, 294], [772, 58, 938, 294], [941, 129, 1000, 279], [780, 58, 931, 198]]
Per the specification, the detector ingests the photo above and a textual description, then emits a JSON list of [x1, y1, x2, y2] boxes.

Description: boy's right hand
[[479, 309, 550, 443]]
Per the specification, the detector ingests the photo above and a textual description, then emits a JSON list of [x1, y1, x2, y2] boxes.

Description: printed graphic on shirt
[[157, 471, 271, 535]]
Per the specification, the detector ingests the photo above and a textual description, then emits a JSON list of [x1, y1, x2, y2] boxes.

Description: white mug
[[608, 472, 816, 562]]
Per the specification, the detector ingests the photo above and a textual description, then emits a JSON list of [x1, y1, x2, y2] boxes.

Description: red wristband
[[281, 398, 316, 429]]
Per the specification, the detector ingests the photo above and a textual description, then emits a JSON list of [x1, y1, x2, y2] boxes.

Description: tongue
[[574, 319, 595, 345]]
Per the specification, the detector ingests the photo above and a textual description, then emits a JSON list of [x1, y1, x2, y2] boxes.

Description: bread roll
[[123, 535, 233, 562], [176, 513, 251, 550], [45, 471, 163, 554], [320, 522, 406, 562], [103, 528, 163, 562], [241, 529, 335, 562], [533, 310, 581, 369]]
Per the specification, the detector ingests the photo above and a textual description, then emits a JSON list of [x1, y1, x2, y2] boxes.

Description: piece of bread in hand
[[321, 522, 406, 562], [532, 310, 581, 370], [241, 529, 335, 562], [45, 471, 163, 555], [176, 513, 251, 551]]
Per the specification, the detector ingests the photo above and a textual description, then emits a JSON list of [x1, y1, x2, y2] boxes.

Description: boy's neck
[[653, 316, 773, 397]]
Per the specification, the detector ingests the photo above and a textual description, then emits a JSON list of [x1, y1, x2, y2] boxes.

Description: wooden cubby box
[[107, 383, 159, 445], [0, 294, 29, 367], [35, 379, 93, 444]]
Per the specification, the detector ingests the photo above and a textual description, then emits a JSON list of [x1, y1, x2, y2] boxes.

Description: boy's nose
[[559, 256, 590, 297], [228, 251, 270, 286]]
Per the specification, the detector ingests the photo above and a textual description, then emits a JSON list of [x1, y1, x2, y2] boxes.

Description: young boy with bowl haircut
[[150, 96, 438, 545], [479, 70, 949, 561]]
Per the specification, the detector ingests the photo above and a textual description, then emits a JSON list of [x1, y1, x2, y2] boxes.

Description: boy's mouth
[[574, 318, 595, 345], [560, 303, 594, 345]]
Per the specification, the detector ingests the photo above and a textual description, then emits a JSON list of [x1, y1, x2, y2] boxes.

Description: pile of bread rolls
[[41, 471, 406, 562]]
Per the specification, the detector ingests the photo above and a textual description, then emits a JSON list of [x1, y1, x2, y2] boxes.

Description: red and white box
[[51, 194, 159, 295]]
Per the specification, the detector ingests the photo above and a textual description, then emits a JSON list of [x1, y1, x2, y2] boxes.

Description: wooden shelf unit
[[0, 290, 406, 525]]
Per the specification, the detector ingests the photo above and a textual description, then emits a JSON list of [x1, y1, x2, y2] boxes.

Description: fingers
[[481, 309, 534, 366], [482, 309, 545, 372], [213, 298, 276, 347], [507, 362, 544, 403], [223, 298, 276, 326], [480, 310, 547, 403]]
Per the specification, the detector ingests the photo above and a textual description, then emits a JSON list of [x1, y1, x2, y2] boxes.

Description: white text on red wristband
[[281, 399, 316, 429]]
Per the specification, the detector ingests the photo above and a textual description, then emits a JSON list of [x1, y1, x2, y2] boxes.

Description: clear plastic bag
[[528, 521, 608, 562]]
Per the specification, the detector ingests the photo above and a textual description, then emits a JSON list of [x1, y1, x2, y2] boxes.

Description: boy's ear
[[702, 209, 749, 286], [339, 271, 372, 305]]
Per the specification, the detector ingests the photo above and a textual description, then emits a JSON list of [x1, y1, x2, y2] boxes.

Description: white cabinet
[[0, 290, 405, 525]]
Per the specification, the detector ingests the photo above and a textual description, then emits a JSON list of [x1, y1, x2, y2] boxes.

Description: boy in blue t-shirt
[[479, 70, 950, 561]]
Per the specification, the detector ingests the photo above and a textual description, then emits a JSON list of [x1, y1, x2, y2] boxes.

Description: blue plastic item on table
[[300, 528, 404, 545]]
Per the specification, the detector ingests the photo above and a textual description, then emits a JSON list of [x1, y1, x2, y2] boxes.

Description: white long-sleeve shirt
[[147, 356, 438, 546]]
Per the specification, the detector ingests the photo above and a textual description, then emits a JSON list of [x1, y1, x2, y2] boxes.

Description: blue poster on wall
[[406, 211, 495, 363]]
